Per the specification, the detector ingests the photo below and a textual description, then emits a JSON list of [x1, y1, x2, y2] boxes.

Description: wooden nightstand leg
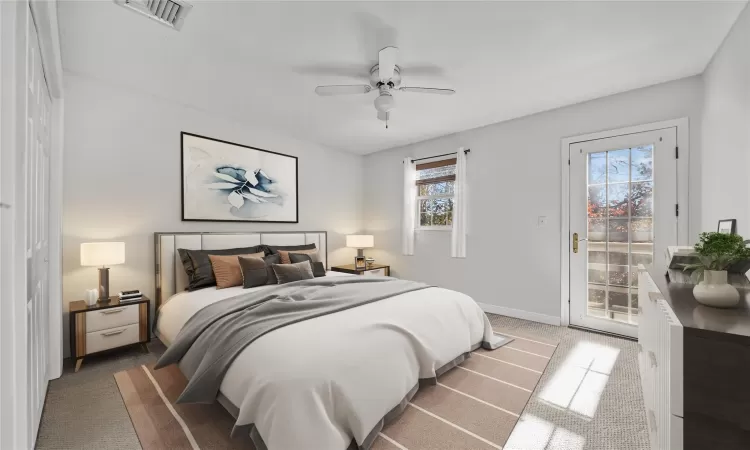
[[75, 358, 84, 373]]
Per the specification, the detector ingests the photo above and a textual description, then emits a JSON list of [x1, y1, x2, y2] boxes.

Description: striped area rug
[[115, 328, 557, 450]]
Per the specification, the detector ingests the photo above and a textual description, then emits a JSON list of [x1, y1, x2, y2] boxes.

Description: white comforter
[[157, 272, 496, 450]]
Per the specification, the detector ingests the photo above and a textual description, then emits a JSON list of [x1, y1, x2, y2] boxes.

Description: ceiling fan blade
[[378, 46, 398, 82], [315, 85, 372, 96], [377, 111, 390, 121], [399, 87, 456, 96]]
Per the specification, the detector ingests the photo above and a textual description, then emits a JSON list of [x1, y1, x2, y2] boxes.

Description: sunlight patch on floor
[[538, 341, 620, 418], [504, 414, 585, 450]]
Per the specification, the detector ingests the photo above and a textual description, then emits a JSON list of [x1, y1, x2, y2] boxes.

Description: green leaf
[[689, 232, 750, 272], [691, 267, 705, 283]]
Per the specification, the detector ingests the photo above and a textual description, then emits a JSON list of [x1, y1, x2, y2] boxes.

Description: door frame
[[559, 118, 690, 327]]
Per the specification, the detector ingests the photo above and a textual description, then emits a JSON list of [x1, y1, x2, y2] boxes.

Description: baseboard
[[478, 303, 561, 327]]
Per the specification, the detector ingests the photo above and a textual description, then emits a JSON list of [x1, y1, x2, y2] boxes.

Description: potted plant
[[683, 232, 750, 308]]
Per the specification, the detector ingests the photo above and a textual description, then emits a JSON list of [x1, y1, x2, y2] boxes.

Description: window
[[416, 158, 456, 229]]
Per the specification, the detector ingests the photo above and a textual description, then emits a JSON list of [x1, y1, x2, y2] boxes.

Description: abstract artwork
[[181, 132, 298, 223]]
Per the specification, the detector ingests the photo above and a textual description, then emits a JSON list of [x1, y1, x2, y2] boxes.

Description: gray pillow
[[272, 260, 314, 284], [239, 254, 281, 288], [289, 253, 326, 277], [179, 246, 267, 291]]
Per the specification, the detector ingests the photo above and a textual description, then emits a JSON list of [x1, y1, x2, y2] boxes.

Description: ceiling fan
[[314, 46, 455, 128]]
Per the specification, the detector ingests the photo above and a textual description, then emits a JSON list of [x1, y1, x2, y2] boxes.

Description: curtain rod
[[406, 149, 471, 163]]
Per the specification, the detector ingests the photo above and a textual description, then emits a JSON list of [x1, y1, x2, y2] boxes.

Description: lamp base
[[98, 267, 110, 303]]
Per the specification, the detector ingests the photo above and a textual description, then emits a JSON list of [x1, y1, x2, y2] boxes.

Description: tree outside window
[[416, 159, 456, 229]]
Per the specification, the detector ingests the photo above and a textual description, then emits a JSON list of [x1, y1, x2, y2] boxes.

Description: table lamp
[[347, 235, 374, 268], [81, 242, 125, 303]]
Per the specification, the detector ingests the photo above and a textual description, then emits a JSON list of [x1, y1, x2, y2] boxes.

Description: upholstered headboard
[[154, 231, 328, 310]]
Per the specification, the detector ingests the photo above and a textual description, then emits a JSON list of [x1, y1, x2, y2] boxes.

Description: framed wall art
[[181, 132, 298, 223]]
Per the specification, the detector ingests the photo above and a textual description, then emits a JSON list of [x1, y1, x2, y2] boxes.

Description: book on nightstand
[[118, 290, 143, 302]]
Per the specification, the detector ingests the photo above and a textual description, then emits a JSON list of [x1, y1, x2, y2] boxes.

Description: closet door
[[25, 7, 50, 443]]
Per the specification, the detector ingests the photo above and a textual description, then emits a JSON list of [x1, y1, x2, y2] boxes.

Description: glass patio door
[[569, 128, 677, 338]]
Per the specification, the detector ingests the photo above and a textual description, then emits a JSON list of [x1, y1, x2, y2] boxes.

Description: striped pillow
[[209, 252, 265, 289]]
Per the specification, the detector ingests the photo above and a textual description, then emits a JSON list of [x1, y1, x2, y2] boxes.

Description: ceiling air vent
[[114, 0, 193, 31]]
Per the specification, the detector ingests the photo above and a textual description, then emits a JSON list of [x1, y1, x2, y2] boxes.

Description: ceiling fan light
[[374, 93, 395, 113]]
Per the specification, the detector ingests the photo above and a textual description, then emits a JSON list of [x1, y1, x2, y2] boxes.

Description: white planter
[[693, 270, 740, 308]]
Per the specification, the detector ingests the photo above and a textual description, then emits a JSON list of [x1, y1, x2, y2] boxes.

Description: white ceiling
[[58, 1, 746, 154]]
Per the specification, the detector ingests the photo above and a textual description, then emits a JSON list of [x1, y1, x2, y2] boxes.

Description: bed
[[153, 231, 509, 450]]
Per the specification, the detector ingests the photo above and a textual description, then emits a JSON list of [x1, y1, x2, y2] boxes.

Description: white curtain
[[402, 157, 416, 255], [451, 148, 468, 258]]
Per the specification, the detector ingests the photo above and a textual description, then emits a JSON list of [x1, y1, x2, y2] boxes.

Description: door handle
[[572, 233, 588, 254]]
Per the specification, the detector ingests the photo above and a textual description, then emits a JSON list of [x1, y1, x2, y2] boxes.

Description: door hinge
[[568, 159, 570, 165], [675, 204, 679, 217], [675, 146, 679, 159]]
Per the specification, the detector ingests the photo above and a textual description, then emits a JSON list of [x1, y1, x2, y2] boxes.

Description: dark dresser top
[[648, 267, 750, 339]]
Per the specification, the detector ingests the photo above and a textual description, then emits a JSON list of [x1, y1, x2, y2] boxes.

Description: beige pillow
[[209, 252, 265, 289], [278, 248, 319, 264]]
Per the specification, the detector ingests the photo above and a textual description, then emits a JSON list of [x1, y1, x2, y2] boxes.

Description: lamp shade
[[346, 235, 374, 249], [80, 242, 125, 267]]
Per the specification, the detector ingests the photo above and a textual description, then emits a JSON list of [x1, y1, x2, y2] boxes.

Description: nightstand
[[69, 296, 150, 372], [331, 264, 391, 277]]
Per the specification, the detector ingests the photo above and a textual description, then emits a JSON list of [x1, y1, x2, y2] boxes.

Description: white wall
[[363, 76, 703, 322], [701, 4, 750, 236], [62, 73, 364, 356]]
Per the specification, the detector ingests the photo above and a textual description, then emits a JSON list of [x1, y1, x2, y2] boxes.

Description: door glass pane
[[586, 145, 654, 325]]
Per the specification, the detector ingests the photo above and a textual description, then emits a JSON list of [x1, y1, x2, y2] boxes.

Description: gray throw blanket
[[154, 276, 431, 404]]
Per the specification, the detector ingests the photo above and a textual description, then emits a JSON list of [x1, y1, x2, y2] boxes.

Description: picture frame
[[354, 256, 366, 270], [717, 219, 737, 235], [181, 132, 299, 223]]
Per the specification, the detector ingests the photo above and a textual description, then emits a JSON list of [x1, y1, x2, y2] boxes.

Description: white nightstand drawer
[[85, 304, 139, 333], [363, 268, 386, 276], [86, 323, 140, 354]]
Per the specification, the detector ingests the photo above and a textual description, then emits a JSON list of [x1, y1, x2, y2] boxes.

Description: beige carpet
[[115, 328, 558, 450]]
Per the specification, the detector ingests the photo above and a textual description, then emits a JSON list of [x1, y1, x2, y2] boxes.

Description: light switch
[[537, 216, 548, 227]]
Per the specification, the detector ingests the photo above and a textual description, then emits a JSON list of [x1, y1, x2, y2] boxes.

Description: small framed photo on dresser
[[354, 256, 366, 269], [717, 219, 737, 235]]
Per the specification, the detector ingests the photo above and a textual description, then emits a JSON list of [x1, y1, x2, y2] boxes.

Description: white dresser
[[638, 267, 750, 450], [638, 267, 683, 450]]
